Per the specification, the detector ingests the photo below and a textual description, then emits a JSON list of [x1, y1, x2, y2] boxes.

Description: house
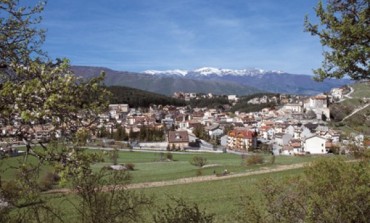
[[161, 116, 174, 129], [168, 131, 189, 150], [227, 129, 257, 151], [301, 126, 314, 139], [281, 139, 302, 155], [282, 103, 303, 113], [205, 124, 224, 138], [109, 104, 129, 119], [303, 135, 327, 154], [304, 95, 330, 121], [304, 95, 328, 109], [323, 130, 340, 143], [274, 133, 293, 147], [330, 87, 346, 101], [259, 126, 275, 140]]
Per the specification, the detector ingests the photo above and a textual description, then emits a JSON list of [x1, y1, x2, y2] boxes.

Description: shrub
[[153, 197, 215, 223], [245, 154, 264, 166], [190, 156, 208, 167], [166, 152, 173, 161], [236, 158, 370, 223], [125, 163, 135, 171]]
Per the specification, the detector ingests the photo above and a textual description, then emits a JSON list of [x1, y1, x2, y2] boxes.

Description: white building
[[282, 103, 303, 113], [228, 95, 238, 102], [303, 135, 327, 154]]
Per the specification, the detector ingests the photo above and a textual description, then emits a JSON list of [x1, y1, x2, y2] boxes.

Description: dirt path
[[125, 163, 306, 189], [46, 163, 307, 194], [342, 103, 370, 121]]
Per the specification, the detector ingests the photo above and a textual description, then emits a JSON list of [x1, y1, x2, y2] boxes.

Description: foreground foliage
[[236, 158, 370, 223], [153, 198, 215, 223]]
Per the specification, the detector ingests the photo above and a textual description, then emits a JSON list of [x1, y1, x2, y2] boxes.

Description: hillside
[[107, 86, 186, 108], [330, 81, 370, 135], [72, 66, 262, 96]]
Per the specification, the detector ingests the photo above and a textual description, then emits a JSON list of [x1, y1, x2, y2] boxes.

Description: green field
[[137, 167, 305, 222], [39, 164, 306, 223], [1, 149, 341, 222], [1, 149, 319, 183], [92, 150, 316, 184]]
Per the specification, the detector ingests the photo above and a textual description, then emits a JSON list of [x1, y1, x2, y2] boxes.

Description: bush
[[166, 152, 173, 161], [236, 158, 370, 223], [153, 197, 215, 223], [245, 154, 264, 166], [124, 163, 135, 171], [190, 156, 208, 167]]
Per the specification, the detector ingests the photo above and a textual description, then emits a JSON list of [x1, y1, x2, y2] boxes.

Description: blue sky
[[40, 0, 323, 74]]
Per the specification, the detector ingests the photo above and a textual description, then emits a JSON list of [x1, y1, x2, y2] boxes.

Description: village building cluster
[[1, 85, 367, 156]]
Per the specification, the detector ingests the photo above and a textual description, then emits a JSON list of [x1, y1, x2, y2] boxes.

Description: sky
[[39, 0, 324, 74]]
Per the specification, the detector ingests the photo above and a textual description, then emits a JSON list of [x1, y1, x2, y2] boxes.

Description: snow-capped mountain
[[73, 65, 351, 96], [143, 67, 285, 77], [142, 66, 350, 95]]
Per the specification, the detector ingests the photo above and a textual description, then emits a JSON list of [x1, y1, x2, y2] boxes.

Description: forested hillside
[[108, 86, 186, 108]]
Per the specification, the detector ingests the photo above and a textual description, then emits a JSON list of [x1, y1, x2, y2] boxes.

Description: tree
[[0, 59, 110, 160], [113, 124, 126, 141], [304, 0, 369, 81], [236, 158, 370, 222], [0, 1, 114, 221], [0, 0, 46, 67], [0, 59, 111, 222], [190, 156, 208, 168]]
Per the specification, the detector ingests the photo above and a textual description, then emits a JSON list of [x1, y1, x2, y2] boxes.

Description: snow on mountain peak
[[143, 69, 188, 76], [193, 67, 222, 75], [143, 67, 285, 77]]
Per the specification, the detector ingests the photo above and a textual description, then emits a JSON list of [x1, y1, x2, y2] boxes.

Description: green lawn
[[1, 149, 318, 184], [92, 150, 316, 184]]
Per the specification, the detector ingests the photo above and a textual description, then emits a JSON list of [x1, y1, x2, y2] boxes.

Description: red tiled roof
[[228, 130, 256, 139], [168, 131, 189, 143]]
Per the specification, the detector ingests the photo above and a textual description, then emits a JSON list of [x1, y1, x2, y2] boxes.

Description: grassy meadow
[[91, 150, 316, 183], [1, 148, 319, 183], [1, 148, 327, 222]]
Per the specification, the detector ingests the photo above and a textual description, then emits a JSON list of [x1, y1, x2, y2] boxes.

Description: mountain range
[[72, 66, 351, 96]]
